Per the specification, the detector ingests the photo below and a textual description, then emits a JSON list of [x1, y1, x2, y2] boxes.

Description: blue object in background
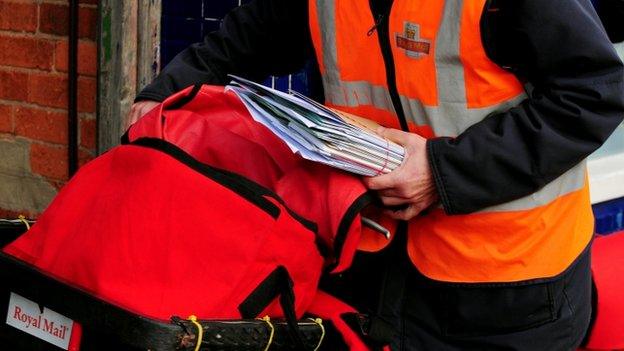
[[161, 0, 313, 95], [594, 197, 624, 235], [203, 0, 242, 19]]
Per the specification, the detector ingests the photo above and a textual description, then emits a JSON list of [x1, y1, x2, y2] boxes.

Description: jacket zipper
[[368, 0, 409, 132], [367, 14, 385, 37]]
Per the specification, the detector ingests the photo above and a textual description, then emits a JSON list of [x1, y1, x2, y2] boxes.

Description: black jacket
[[138, 0, 624, 215], [597, 0, 624, 43]]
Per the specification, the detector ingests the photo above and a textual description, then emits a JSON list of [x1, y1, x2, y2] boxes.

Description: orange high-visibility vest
[[309, 0, 593, 283]]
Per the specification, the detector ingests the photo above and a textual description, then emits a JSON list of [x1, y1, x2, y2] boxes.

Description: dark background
[[160, 0, 315, 96]]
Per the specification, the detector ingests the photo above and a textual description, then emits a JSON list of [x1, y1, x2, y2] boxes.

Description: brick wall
[[0, 0, 97, 218]]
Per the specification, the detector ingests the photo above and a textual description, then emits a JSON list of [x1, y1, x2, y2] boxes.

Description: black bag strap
[[239, 266, 308, 350]]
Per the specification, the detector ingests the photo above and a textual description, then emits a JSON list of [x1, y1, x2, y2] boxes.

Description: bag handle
[[239, 266, 309, 350]]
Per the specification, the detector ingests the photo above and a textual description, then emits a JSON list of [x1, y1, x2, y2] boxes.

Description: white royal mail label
[[5, 292, 74, 350]]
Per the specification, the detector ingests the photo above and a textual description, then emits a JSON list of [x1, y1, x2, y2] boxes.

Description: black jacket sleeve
[[136, 0, 312, 102], [428, 0, 624, 215], [597, 0, 624, 43]]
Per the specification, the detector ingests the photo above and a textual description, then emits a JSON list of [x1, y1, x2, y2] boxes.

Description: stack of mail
[[226, 75, 405, 176]]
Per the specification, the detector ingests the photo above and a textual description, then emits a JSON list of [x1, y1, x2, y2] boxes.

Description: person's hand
[[363, 127, 439, 221], [125, 100, 160, 130]]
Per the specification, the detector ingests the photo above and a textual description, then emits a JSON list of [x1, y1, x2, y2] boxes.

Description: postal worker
[[128, 1, 624, 349]]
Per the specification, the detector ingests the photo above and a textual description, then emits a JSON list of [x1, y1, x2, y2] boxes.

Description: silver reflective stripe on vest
[[313, 0, 587, 211], [314, 0, 396, 113], [400, 93, 528, 136], [481, 161, 587, 213], [435, 0, 467, 111], [316, 0, 339, 89], [330, 81, 396, 112]]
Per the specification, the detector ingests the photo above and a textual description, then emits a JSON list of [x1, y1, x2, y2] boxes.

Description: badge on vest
[[396, 22, 430, 59]]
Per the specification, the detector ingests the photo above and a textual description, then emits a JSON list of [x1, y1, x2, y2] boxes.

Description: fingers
[[125, 104, 144, 130], [125, 108, 140, 130], [381, 190, 440, 219], [377, 126, 411, 146], [365, 176, 416, 199], [378, 195, 410, 207], [378, 188, 410, 198], [385, 205, 422, 221], [363, 128, 418, 190], [125, 101, 160, 130], [363, 172, 397, 190], [377, 183, 422, 208]]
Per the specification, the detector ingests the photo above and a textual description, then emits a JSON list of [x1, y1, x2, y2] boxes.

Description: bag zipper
[[367, 14, 385, 36], [129, 138, 321, 242]]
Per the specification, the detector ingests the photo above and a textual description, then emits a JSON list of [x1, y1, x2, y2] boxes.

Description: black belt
[[173, 317, 325, 350]]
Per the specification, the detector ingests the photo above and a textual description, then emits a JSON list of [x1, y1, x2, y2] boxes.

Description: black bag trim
[[131, 137, 282, 219], [327, 192, 376, 272], [119, 107, 166, 145], [207, 164, 329, 258], [238, 266, 308, 349], [210, 164, 319, 234], [238, 266, 292, 319], [209, 166, 330, 258], [164, 84, 203, 111], [0, 219, 33, 248], [120, 129, 130, 144]]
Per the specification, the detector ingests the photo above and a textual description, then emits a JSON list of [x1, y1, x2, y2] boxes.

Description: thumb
[[377, 126, 411, 146]]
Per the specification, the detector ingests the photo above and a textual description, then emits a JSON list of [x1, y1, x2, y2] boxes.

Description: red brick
[[30, 143, 68, 180], [79, 0, 98, 6], [15, 106, 67, 144], [55, 40, 97, 76], [39, 4, 97, 40], [0, 103, 12, 133], [26, 73, 96, 112], [0, 1, 38, 32], [0, 35, 55, 70], [27, 72, 68, 109], [39, 3, 68, 36], [78, 6, 97, 40], [0, 70, 28, 101], [77, 76, 96, 113], [79, 116, 95, 149]]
